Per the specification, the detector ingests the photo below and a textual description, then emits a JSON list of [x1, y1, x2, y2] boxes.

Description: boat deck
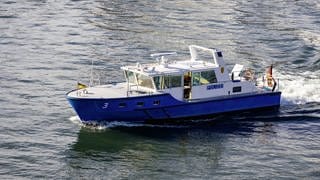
[[67, 82, 162, 99]]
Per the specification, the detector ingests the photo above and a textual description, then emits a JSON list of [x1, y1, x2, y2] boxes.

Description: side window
[[153, 76, 161, 90], [233, 86, 242, 93], [153, 100, 160, 105], [163, 76, 170, 89], [200, 70, 217, 85], [162, 75, 182, 88], [192, 72, 201, 86], [137, 102, 144, 107], [170, 76, 182, 87], [119, 102, 126, 108]]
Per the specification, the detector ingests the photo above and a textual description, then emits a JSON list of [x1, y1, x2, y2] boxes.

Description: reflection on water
[[69, 126, 224, 178], [68, 120, 278, 178], [66, 111, 320, 179]]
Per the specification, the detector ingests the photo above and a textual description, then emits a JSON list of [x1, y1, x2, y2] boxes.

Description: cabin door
[[183, 72, 192, 99]]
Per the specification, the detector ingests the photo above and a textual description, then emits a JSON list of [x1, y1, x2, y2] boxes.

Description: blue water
[[1, 0, 320, 179]]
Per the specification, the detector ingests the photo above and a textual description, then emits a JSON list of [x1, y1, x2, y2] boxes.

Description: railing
[[230, 70, 281, 92], [260, 76, 280, 92], [126, 83, 155, 97]]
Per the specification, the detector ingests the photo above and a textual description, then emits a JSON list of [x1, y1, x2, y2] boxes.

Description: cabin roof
[[121, 45, 225, 76], [121, 60, 219, 76]]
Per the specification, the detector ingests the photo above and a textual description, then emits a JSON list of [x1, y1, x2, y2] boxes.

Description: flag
[[266, 65, 273, 87], [266, 64, 273, 78], [77, 82, 87, 89]]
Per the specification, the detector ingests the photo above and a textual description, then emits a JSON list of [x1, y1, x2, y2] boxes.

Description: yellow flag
[[77, 82, 87, 89]]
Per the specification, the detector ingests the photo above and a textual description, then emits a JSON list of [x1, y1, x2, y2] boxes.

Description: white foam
[[68, 116, 188, 129], [276, 70, 320, 104], [99, 121, 189, 129], [69, 116, 109, 129], [297, 30, 320, 48], [69, 116, 82, 125], [69, 116, 106, 130]]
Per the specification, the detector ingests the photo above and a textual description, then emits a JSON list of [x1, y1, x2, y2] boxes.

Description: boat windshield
[[125, 70, 136, 84], [136, 73, 154, 89]]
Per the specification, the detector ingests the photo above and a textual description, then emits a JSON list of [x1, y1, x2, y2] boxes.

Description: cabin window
[[217, 51, 223, 57], [119, 102, 126, 108], [125, 71, 136, 84], [153, 76, 161, 90], [136, 73, 154, 89], [233, 86, 242, 93], [163, 76, 170, 89], [153, 100, 160, 105], [162, 75, 182, 89], [200, 70, 217, 85], [192, 71, 217, 86], [170, 76, 182, 87], [192, 72, 201, 86], [137, 102, 144, 107]]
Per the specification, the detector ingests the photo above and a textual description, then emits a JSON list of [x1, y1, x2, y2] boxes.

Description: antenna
[[150, 52, 177, 65], [89, 59, 94, 87]]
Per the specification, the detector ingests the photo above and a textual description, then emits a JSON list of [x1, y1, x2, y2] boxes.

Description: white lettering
[[102, 103, 109, 109]]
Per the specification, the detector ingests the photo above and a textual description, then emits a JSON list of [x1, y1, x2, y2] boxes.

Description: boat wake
[[297, 30, 320, 49], [276, 70, 320, 105], [69, 116, 83, 126], [68, 116, 190, 129]]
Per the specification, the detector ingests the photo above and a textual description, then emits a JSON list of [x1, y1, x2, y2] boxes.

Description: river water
[[1, 0, 320, 179]]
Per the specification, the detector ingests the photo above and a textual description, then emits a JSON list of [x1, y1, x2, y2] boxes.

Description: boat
[[66, 45, 281, 123]]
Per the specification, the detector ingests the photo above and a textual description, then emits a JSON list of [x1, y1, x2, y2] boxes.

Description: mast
[[89, 59, 94, 87]]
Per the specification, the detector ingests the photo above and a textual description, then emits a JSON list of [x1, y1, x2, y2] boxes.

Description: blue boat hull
[[67, 91, 281, 123]]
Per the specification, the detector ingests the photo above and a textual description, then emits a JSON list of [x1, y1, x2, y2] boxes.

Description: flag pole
[[90, 59, 94, 87]]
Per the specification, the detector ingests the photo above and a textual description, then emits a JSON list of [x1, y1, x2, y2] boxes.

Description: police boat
[[66, 45, 281, 123]]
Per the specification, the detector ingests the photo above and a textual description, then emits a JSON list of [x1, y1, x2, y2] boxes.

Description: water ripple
[[1, 0, 320, 179]]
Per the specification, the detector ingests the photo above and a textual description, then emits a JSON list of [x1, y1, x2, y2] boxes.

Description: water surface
[[0, 0, 320, 179]]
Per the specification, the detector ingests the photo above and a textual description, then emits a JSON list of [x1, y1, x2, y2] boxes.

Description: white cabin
[[121, 45, 258, 101]]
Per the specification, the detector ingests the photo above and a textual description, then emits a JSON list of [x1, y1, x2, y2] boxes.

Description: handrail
[[150, 52, 177, 57], [272, 77, 277, 92]]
